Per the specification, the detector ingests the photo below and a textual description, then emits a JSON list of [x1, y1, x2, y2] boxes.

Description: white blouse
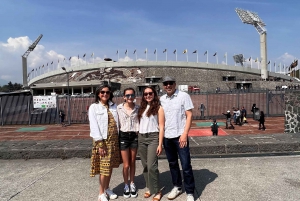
[[139, 105, 159, 133]]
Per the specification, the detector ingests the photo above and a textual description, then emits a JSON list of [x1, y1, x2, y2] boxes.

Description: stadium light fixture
[[235, 8, 268, 79], [22, 34, 43, 88], [61, 67, 71, 125]]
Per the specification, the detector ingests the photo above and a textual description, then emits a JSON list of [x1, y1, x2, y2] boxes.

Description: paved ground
[[1, 116, 300, 159], [1, 156, 300, 201]]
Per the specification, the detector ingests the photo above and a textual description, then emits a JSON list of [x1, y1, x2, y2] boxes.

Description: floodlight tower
[[235, 8, 268, 79], [22, 34, 43, 88]]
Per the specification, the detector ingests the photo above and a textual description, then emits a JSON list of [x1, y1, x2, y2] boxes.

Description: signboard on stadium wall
[[33, 95, 57, 109]]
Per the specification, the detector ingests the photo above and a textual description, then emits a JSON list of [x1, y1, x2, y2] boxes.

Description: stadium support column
[[260, 33, 268, 80], [22, 57, 28, 88]]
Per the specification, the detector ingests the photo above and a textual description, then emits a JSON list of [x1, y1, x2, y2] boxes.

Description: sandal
[[152, 191, 162, 201], [144, 191, 151, 198], [98, 193, 108, 201]]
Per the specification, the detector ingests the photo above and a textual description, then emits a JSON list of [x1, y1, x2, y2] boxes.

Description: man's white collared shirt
[[160, 90, 194, 138]]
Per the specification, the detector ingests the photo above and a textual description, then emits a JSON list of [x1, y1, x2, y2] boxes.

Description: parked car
[[188, 86, 200, 94]]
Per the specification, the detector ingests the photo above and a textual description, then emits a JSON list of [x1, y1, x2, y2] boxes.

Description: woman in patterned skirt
[[89, 84, 121, 201]]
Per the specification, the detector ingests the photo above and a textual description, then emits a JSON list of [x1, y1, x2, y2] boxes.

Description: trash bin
[[254, 108, 260, 120]]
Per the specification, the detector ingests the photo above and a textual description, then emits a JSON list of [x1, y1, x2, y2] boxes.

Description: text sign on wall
[[33, 96, 57, 109]]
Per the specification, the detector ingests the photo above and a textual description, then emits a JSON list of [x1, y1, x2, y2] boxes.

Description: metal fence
[[0, 89, 288, 125]]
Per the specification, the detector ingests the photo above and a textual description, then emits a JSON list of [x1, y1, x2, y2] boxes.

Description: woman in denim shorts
[[117, 88, 140, 198]]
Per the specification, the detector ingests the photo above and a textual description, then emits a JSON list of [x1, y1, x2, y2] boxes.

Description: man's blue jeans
[[163, 137, 195, 194]]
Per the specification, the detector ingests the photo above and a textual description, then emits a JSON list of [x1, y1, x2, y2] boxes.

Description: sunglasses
[[144, 92, 154, 96], [100, 91, 111, 95], [125, 94, 135, 98], [163, 81, 175, 86]]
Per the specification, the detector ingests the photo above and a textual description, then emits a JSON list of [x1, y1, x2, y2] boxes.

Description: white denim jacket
[[89, 101, 119, 141]]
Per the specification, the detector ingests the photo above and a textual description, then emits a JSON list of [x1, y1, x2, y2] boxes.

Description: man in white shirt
[[160, 76, 195, 201]]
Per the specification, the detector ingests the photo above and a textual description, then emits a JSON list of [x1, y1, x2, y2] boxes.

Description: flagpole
[[186, 52, 188, 62], [216, 54, 218, 64], [156, 49, 157, 62], [206, 51, 208, 63], [117, 51, 119, 61], [166, 51, 168, 62], [251, 56, 252, 68], [136, 51, 137, 61], [176, 50, 177, 62], [197, 52, 198, 63]]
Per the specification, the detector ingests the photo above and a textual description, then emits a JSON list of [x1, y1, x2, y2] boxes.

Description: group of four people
[[89, 76, 195, 201]]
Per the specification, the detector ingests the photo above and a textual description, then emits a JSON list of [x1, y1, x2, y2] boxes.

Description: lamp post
[[61, 67, 71, 125]]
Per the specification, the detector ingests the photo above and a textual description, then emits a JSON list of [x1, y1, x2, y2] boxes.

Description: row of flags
[[119, 49, 217, 55]]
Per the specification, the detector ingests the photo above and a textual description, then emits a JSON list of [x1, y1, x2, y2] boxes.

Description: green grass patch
[[196, 122, 226, 127], [16, 127, 46, 132]]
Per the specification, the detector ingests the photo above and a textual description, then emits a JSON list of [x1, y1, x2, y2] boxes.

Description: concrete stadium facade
[[28, 61, 298, 95]]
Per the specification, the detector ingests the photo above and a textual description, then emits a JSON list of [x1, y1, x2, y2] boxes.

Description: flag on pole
[[69, 57, 71, 60], [249, 57, 251, 61], [224, 53, 227, 58], [78, 55, 79, 59], [39, 66, 40, 69], [47, 63, 48, 66], [163, 49, 167, 53], [31, 69, 34, 72], [83, 53, 86, 58], [267, 60, 270, 64], [42, 65, 44, 68], [204, 51, 207, 55], [154, 49, 156, 54], [255, 58, 258, 62], [173, 49, 176, 54], [183, 49, 187, 54], [58, 59, 59, 63], [125, 49, 127, 54], [144, 48, 147, 54], [133, 50, 136, 54], [193, 50, 197, 54], [91, 52, 94, 57], [213, 52, 217, 56], [51, 61, 53, 64], [274, 62, 276, 67]]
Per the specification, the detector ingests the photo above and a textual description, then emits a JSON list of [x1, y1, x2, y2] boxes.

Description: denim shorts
[[119, 131, 138, 150]]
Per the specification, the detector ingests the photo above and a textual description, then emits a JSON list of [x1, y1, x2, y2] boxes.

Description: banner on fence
[[33, 96, 57, 109]]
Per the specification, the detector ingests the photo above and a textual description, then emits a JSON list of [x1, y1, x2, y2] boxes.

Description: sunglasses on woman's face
[[144, 92, 154, 96], [100, 91, 111, 95], [125, 94, 135, 98]]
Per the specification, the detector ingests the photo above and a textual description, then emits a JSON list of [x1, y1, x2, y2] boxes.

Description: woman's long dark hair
[[138, 86, 160, 120], [94, 84, 114, 104]]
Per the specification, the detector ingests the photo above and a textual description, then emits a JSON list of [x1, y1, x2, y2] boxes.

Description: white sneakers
[[167, 186, 182, 200], [98, 193, 108, 201], [130, 183, 138, 198], [167, 187, 194, 201], [186, 194, 195, 201], [123, 184, 131, 198], [105, 188, 118, 199]]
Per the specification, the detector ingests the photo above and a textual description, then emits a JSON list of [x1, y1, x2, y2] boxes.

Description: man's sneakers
[[123, 184, 131, 198], [186, 194, 194, 201], [167, 186, 182, 200], [123, 183, 138, 198], [105, 188, 117, 199], [130, 183, 138, 198]]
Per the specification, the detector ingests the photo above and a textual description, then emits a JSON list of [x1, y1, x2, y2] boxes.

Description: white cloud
[[0, 36, 70, 85]]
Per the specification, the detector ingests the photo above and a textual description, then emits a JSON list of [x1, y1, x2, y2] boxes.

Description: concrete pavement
[[1, 156, 300, 201]]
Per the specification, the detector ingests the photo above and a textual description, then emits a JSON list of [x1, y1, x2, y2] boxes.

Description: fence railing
[[0, 89, 288, 125]]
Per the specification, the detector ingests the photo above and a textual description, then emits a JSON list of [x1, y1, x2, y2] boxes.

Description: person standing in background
[[138, 86, 165, 201], [89, 84, 121, 201], [117, 88, 140, 198]]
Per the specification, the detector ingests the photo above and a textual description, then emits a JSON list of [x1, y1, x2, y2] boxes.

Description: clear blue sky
[[0, 0, 299, 85]]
